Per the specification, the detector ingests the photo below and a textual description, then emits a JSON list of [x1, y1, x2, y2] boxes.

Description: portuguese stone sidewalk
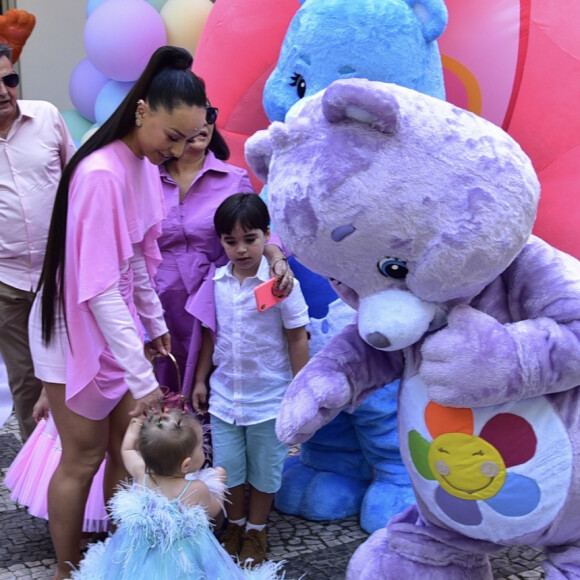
[[1, 413, 546, 579]]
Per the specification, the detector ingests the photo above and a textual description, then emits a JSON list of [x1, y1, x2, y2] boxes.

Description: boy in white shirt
[[192, 193, 309, 566]]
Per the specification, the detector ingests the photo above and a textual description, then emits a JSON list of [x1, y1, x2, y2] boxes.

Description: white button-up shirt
[[0, 100, 75, 291], [209, 256, 309, 426]]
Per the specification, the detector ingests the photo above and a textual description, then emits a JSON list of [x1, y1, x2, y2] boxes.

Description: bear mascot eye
[[377, 257, 408, 279], [290, 73, 307, 98]]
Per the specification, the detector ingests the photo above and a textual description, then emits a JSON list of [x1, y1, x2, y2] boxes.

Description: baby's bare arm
[[121, 418, 146, 479]]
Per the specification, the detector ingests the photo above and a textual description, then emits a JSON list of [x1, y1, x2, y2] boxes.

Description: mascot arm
[[421, 237, 580, 408], [276, 322, 404, 444]]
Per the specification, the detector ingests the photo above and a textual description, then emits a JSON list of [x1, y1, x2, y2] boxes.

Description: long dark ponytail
[[40, 46, 208, 343]]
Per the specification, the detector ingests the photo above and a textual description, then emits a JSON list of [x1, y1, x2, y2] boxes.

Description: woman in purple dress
[[154, 112, 292, 398]]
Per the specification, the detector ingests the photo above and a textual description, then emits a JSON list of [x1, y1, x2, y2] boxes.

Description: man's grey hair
[[0, 42, 13, 62]]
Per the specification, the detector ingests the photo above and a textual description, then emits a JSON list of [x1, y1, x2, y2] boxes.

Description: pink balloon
[[85, 0, 167, 82], [69, 58, 110, 123], [193, 0, 299, 191]]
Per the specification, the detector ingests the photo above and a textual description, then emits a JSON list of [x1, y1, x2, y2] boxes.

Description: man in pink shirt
[[0, 42, 75, 440]]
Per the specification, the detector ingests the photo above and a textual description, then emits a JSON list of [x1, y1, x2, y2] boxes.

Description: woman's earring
[[135, 111, 142, 128]]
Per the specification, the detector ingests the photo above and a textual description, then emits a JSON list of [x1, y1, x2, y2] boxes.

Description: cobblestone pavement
[[1, 414, 546, 579]]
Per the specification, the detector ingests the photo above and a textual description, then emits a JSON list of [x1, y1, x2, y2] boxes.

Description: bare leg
[[238, 486, 273, 565], [103, 391, 134, 507], [45, 383, 108, 580], [248, 486, 274, 526], [225, 484, 247, 521]]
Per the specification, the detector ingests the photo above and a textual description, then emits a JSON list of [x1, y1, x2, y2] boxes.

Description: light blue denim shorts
[[210, 415, 289, 493]]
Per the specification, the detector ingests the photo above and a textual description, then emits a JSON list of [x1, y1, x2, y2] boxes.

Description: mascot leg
[[352, 381, 416, 532], [347, 506, 495, 580], [544, 545, 580, 579], [275, 412, 372, 520]]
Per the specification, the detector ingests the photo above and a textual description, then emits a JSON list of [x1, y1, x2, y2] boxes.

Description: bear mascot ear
[[322, 79, 401, 134], [244, 129, 274, 184], [246, 79, 401, 184], [405, 0, 448, 43]]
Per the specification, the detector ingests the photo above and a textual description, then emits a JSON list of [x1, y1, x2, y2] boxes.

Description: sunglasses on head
[[0, 73, 19, 88], [206, 106, 218, 125]]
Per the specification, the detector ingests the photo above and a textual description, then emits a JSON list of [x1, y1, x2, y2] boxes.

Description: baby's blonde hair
[[138, 409, 202, 476]]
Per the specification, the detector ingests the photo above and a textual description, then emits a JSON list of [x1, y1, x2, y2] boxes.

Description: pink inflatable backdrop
[[193, 0, 580, 259]]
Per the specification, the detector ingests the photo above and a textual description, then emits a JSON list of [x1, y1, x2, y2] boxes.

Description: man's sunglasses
[[0, 73, 20, 88], [206, 106, 218, 125]]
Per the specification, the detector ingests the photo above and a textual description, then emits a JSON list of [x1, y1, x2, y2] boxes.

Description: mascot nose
[[359, 289, 437, 351], [366, 332, 391, 349]]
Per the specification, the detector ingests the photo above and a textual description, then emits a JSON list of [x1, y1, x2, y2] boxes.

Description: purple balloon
[[85, 0, 167, 82], [69, 58, 110, 123]]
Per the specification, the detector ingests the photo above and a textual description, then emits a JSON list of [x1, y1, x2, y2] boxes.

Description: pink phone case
[[254, 277, 287, 311]]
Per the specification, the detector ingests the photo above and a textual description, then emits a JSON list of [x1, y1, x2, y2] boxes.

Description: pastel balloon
[[160, 0, 213, 56], [439, 0, 580, 259], [86, 0, 108, 18], [193, 0, 299, 190], [81, 124, 101, 145], [69, 58, 109, 123], [61, 109, 93, 144], [145, 0, 170, 12], [85, 0, 167, 82], [94, 80, 134, 126]]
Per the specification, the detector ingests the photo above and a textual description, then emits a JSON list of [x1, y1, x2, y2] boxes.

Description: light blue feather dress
[[71, 469, 287, 580]]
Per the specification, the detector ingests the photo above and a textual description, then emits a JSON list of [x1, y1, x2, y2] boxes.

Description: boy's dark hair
[[214, 193, 270, 236], [138, 409, 202, 476]]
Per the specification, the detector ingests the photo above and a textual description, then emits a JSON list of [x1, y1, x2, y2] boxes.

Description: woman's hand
[[269, 256, 295, 296], [151, 332, 171, 357], [144, 341, 156, 362], [32, 388, 50, 422], [130, 387, 164, 417], [192, 381, 208, 415]]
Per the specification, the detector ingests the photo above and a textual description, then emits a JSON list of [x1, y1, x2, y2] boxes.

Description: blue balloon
[[144, 0, 169, 10], [94, 80, 134, 125], [86, 0, 109, 18], [61, 109, 93, 143]]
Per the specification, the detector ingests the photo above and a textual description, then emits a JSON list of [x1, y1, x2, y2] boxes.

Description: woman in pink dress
[[29, 46, 212, 580], [154, 116, 293, 398]]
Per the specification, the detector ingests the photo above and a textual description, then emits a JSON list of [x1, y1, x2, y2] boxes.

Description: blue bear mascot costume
[[262, 0, 448, 532]]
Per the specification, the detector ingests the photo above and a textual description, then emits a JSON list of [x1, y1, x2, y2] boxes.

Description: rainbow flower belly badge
[[400, 375, 573, 542]]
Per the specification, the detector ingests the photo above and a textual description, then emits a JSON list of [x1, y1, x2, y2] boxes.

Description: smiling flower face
[[428, 432, 506, 501], [409, 402, 541, 526]]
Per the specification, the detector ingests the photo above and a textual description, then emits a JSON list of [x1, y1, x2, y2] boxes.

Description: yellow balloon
[[160, 0, 214, 56]]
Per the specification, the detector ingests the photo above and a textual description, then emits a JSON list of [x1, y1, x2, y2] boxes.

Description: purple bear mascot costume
[[245, 79, 580, 579]]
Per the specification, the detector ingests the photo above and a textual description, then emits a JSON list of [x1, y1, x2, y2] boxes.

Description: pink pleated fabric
[[4, 417, 109, 532]]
